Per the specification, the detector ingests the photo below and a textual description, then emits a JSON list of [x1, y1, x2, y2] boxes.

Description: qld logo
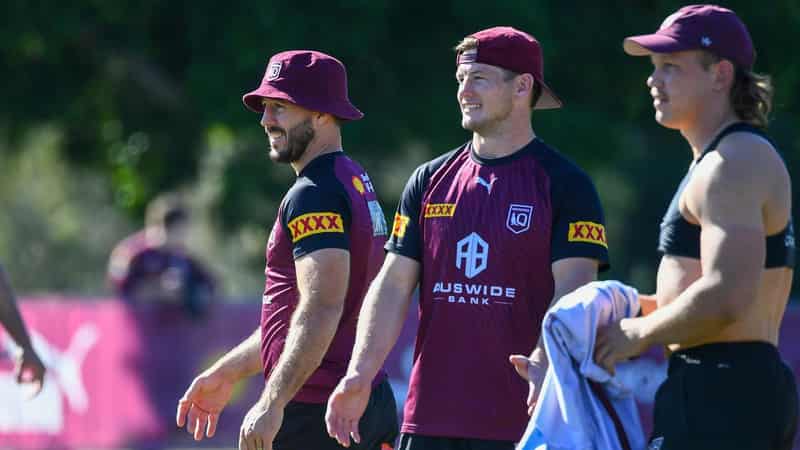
[[456, 232, 488, 279], [266, 62, 282, 81], [506, 204, 533, 234]]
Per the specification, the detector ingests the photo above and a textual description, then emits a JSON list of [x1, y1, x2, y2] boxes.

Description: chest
[[420, 160, 554, 262]]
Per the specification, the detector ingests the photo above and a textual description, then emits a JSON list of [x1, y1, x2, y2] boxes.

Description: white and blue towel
[[517, 280, 647, 450]]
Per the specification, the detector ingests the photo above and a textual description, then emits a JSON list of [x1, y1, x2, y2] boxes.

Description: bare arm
[[632, 140, 765, 347], [0, 265, 45, 392], [595, 139, 767, 371], [510, 257, 598, 414], [209, 327, 263, 380], [345, 252, 419, 382], [326, 252, 420, 446], [177, 327, 263, 440], [260, 247, 351, 407], [0, 266, 35, 352], [532, 257, 600, 363]]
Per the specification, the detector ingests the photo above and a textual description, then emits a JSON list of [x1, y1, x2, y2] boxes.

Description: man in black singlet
[[593, 5, 798, 450]]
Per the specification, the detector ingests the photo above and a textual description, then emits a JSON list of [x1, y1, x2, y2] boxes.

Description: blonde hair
[[700, 51, 773, 129]]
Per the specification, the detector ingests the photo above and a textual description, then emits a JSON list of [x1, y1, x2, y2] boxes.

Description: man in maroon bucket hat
[[326, 27, 609, 450], [176, 50, 398, 450], [593, 5, 798, 449]]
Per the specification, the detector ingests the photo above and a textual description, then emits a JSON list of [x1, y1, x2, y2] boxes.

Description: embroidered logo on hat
[[266, 62, 282, 81], [701, 36, 712, 47]]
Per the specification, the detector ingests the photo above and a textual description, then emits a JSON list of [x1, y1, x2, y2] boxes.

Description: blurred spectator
[[108, 193, 217, 318]]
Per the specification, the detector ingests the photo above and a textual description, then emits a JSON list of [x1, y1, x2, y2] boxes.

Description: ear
[[516, 73, 535, 101], [713, 59, 736, 92], [312, 111, 333, 127]]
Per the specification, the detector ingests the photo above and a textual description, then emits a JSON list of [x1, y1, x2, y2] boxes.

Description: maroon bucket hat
[[456, 26, 563, 110], [623, 4, 755, 69], [243, 50, 364, 121]]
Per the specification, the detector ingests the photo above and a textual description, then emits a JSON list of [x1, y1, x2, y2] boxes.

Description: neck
[[471, 113, 535, 159], [680, 105, 740, 160], [291, 132, 343, 174]]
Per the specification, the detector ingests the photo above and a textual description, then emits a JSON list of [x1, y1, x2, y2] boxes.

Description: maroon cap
[[456, 26, 562, 110], [623, 4, 755, 68], [242, 50, 363, 121]]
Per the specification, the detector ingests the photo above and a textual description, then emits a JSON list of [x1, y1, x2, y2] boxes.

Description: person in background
[[108, 193, 217, 318]]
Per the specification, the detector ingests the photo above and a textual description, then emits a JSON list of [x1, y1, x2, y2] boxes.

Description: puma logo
[[475, 176, 497, 193]]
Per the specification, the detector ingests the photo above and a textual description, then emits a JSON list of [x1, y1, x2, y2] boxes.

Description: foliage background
[[1, 0, 798, 298]]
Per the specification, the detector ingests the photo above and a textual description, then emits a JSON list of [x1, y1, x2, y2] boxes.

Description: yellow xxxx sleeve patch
[[568, 221, 608, 248], [288, 212, 344, 243], [392, 213, 410, 238]]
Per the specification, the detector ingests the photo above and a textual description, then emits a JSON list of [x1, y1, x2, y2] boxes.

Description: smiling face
[[259, 98, 316, 163], [456, 62, 516, 134], [647, 50, 720, 130]]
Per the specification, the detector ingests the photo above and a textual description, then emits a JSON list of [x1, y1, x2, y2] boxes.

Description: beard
[[268, 118, 315, 163]]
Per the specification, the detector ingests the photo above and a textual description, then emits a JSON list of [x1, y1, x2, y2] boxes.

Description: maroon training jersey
[[386, 139, 609, 441], [261, 152, 388, 404]]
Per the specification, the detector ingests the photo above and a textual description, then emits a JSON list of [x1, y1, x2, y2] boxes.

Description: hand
[[509, 352, 547, 415], [325, 375, 371, 448], [239, 399, 283, 450], [176, 369, 236, 441], [16, 347, 45, 397], [593, 318, 648, 376]]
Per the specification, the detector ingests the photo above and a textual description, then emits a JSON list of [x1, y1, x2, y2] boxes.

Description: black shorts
[[397, 433, 514, 450], [649, 342, 798, 450], [273, 378, 399, 450]]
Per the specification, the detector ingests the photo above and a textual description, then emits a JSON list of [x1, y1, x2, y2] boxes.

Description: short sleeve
[[550, 169, 610, 271], [384, 165, 426, 261], [281, 184, 351, 259]]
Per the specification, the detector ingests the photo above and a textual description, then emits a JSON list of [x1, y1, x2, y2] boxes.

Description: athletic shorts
[[397, 433, 514, 450], [648, 341, 798, 450], [273, 378, 398, 450]]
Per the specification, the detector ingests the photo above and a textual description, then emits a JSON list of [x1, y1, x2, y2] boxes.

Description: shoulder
[[696, 130, 786, 196], [533, 141, 598, 193]]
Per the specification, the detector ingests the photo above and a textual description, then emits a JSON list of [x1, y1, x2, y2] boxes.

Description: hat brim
[[242, 85, 364, 121], [623, 34, 691, 56], [534, 80, 563, 110]]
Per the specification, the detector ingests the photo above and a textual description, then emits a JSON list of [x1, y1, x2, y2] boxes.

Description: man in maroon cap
[[593, 5, 797, 449], [326, 27, 609, 450], [175, 50, 398, 450]]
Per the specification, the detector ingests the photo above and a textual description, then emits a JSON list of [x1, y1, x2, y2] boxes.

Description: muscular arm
[[260, 248, 351, 407], [345, 252, 420, 381], [629, 139, 766, 348]]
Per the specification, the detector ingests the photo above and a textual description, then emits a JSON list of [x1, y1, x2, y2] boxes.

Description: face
[[260, 99, 315, 163], [456, 62, 515, 133], [647, 50, 719, 130]]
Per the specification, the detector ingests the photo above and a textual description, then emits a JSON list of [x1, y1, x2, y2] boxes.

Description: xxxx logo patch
[[392, 213, 410, 238], [287, 212, 344, 243], [568, 221, 608, 248], [424, 203, 456, 218]]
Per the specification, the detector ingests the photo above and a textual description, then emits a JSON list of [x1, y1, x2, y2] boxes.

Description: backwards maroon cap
[[242, 50, 363, 121], [623, 4, 755, 68], [456, 26, 562, 110]]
